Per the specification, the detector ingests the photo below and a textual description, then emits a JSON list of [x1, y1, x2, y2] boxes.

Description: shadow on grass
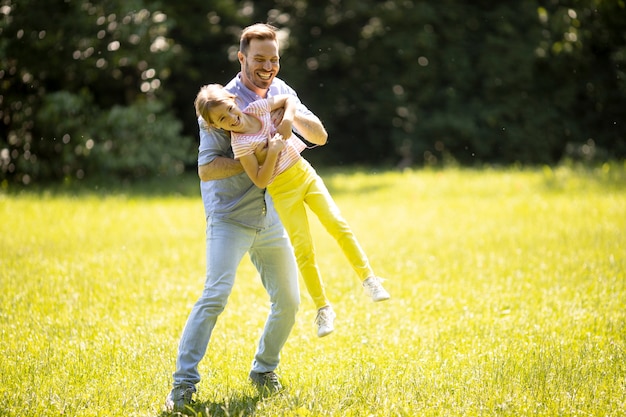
[[2, 166, 394, 198], [7, 161, 622, 199], [158, 393, 261, 417], [2, 172, 202, 198]]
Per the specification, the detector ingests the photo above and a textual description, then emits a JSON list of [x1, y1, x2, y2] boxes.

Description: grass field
[[1, 163, 625, 417]]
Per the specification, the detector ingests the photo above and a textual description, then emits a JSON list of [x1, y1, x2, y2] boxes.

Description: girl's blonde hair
[[194, 84, 236, 128]]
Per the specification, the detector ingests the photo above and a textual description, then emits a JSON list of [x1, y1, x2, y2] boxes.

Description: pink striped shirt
[[231, 99, 306, 185]]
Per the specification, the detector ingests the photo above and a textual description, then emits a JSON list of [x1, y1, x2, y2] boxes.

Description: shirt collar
[[231, 73, 279, 107]]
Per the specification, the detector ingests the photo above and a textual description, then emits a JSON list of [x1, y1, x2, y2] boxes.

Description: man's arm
[[197, 122, 244, 181], [198, 157, 244, 181], [293, 111, 328, 146], [198, 143, 269, 181], [270, 105, 328, 146]]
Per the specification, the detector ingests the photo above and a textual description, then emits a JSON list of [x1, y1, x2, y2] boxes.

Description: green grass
[[1, 163, 625, 416]]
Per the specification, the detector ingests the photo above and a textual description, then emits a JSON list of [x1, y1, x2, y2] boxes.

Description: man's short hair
[[239, 23, 279, 55]]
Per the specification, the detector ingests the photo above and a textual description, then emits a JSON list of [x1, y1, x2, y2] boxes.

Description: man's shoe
[[315, 305, 336, 337], [363, 276, 390, 302], [165, 386, 195, 412], [249, 371, 283, 395]]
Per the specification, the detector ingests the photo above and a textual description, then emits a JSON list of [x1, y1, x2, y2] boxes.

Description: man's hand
[[254, 141, 268, 165], [272, 103, 292, 139], [275, 119, 293, 140], [270, 107, 285, 127]]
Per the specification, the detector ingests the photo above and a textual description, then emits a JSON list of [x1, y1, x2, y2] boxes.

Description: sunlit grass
[[1, 163, 625, 416]]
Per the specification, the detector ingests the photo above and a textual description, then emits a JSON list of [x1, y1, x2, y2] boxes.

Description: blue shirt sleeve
[[197, 117, 232, 166]]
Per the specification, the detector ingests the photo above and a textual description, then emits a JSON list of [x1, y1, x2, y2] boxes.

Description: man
[[165, 23, 328, 411]]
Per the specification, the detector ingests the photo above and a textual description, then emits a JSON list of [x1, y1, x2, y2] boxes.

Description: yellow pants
[[268, 159, 374, 309]]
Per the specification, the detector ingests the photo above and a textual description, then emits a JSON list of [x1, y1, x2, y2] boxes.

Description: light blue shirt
[[198, 73, 314, 229]]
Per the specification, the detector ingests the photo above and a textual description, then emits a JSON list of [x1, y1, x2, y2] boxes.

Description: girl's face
[[208, 99, 244, 132]]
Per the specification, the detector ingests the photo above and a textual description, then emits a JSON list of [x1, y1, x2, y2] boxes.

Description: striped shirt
[[231, 99, 306, 185]]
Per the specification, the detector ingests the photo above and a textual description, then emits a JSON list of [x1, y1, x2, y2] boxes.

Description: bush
[[32, 91, 194, 182]]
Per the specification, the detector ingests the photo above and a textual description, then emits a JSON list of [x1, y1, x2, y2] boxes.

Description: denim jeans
[[172, 216, 300, 389]]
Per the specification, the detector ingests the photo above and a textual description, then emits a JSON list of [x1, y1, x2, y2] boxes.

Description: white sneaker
[[315, 305, 336, 337], [363, 276, 390, 302]]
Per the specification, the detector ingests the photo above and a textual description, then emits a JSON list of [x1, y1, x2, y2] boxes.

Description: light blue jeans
[[172, 216, 300, 390]]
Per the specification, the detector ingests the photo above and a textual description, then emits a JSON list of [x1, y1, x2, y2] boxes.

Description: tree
[[0, 0, 194, 184], [1, 0, 624, 185]]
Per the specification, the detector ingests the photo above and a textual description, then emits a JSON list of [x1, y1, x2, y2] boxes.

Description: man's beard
[[244, 62, 272, 90]]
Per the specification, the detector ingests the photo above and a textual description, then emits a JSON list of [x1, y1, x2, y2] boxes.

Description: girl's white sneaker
[[363, 276, 390, 302]]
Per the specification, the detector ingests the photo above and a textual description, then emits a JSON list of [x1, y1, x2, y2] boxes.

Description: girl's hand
[[267, 133, 286, 154]]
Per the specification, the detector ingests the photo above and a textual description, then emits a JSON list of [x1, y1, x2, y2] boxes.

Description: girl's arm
[[267, 95, 298, 139], [239, 133, 285, 189], [269, 96, 328, 146]]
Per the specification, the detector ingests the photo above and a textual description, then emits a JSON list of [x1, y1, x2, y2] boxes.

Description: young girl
[[194, 84, 390, 337]]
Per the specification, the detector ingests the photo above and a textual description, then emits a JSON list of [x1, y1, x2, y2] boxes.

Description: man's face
[[239, 38, 280, 96]]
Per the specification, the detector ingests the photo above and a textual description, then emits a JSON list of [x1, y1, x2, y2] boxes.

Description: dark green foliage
[[277, 1, 625, 167], [1, 0, 195, 184], [1, 0, 624, 184]]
